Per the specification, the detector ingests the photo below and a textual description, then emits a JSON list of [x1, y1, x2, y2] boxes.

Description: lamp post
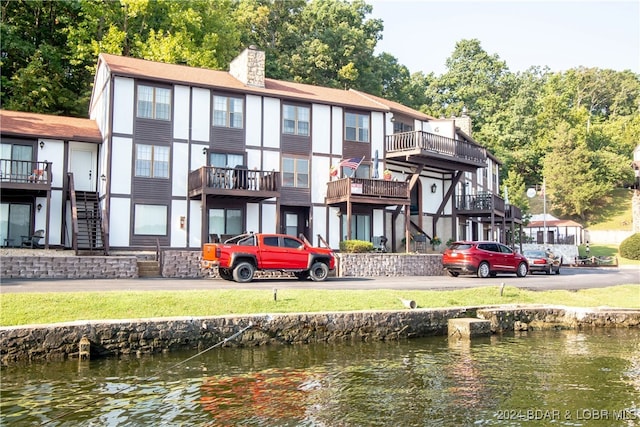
[[542, 178, 547, 245]]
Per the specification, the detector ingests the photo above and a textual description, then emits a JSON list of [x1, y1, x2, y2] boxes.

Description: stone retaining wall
[[0, 254, 138, 279], [0, 250, 445, 279], [337, 253, 444, 277], [2, 306, 638, 365]]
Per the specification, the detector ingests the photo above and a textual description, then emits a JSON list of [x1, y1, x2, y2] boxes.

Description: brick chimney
[[229, 45, 265, 88]]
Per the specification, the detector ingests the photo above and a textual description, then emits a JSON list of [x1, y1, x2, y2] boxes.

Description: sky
[[369, 0, 639, 76]]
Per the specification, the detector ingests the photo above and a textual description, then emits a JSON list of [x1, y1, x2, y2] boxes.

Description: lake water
[[1, 328, 639, 426]]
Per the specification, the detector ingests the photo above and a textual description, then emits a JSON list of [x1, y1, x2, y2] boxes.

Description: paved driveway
[[1, 266, 638, 293]]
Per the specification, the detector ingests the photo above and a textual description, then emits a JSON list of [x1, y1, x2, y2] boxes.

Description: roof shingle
[[99, 53, 398, 112], [0, 110, 101, 142]]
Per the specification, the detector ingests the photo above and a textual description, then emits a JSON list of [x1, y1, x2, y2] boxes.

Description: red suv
[[442, 241, 529, 278]]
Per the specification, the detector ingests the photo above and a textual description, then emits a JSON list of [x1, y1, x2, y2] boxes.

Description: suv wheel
[[516, 262, 528, 277], [233, 262, 255, 283], [477, 262, 491, 278], [309, 262, 329, 282]]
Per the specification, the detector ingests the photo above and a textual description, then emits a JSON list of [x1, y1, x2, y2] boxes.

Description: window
[[209, 208, 243, 236], [342, 164, 370, 179], [345, 112, 369, 142], [282, 156, 309, 188], [393, 122, 413, 133], [213, 95, 243, 128], [283, 236, 302, 248], [283, 105, 310, 136], [134, 204, 167, 235], [209, 152, 244, 168], [341, 213, 371, 241], [137, 85, 171, 120], [0, 143, 33, 179], [135, 145, 169, 178]]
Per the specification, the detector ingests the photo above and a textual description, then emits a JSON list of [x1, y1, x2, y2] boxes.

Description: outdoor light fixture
[[335, 209, 342, 217], [431, 183, 437, 193], [100, 174, 106, 182], [39, 141, 45, 149], [37, 203, 42, 212], [202, 147, 207, 155]]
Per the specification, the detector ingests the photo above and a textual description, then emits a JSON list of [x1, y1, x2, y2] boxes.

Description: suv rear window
[[450, 243, 472, 250]]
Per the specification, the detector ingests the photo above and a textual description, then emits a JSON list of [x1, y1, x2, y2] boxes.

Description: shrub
[[339, 240, 373, 253], [619, 233, 640, 260]]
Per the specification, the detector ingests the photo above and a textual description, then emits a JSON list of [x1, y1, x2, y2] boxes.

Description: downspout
[[186, 87, 192, 248]]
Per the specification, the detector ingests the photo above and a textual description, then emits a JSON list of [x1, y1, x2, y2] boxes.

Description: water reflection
[[1, 329, 639, 426]]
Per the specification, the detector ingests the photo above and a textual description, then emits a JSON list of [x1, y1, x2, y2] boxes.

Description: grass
[[1, 285, 639, 327], [529, 187, 634, 230], [578, 244, 640, 266]]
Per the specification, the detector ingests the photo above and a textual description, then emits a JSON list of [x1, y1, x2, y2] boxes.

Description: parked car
[[442, 241, 529, 278], [523, 249, 562, 275]]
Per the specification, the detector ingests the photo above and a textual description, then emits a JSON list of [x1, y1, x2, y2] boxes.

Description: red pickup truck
[[202, 233, 336, 283]]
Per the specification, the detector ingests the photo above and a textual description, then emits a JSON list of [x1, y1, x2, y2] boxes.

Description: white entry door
[[69, 144, 96, 191]]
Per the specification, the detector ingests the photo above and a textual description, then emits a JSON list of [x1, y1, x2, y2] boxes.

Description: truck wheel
[[308, 262, 329, 282], [218, 268, 233, 281], [233, 262, 255, 283]]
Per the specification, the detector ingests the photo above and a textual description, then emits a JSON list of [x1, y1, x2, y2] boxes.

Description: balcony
[[386, 131, 487, 172], [0, 160, 52, 192], [506, 204, 523, 224], [325, 177, 410, 206], [188, 166, 280, 201], [456, 192, 504, 214], [456, 192, 522, 223]]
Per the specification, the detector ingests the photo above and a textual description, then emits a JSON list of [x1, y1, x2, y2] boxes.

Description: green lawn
[[1, 285, 638, 327], [529, 187, 634, 230], [578, 244, 640, 266]]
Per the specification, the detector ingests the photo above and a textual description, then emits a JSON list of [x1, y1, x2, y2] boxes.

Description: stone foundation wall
[[2, 306, 638, 365], [0, 254, 138, 279]]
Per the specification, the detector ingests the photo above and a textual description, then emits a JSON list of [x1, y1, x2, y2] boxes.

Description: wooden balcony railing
[[0, 159, 52, 189], [506, 204, 522, 222], [326, 177, 410, 205], [386, 131, 487, 167], [188, 166, 280, 199], [456, 192, 505, 213]]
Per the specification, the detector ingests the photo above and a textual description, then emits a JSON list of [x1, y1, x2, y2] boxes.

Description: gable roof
[[98, 53, 401, 113], [0, 110, 101, 143]]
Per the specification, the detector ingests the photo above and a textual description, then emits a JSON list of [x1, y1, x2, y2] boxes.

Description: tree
[[423, 39, 511, 132], [501, 169, 530, 217], [543, 123, 608, 222], [1, 0, 88, 115]]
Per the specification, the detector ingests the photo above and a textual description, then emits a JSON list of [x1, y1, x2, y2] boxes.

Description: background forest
[[2, 0, 639, 225]]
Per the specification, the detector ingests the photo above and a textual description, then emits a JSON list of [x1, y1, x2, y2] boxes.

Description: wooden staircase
[[68, 173, 108, 255]]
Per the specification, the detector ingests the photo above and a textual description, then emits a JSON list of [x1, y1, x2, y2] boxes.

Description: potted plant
[[430, 235, 442, 250]]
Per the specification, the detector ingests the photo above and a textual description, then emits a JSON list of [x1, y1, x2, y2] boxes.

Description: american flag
[[339, 157, 363, 170]]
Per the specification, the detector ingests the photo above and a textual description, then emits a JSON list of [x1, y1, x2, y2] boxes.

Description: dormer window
[[137, 85, 171, 120]]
